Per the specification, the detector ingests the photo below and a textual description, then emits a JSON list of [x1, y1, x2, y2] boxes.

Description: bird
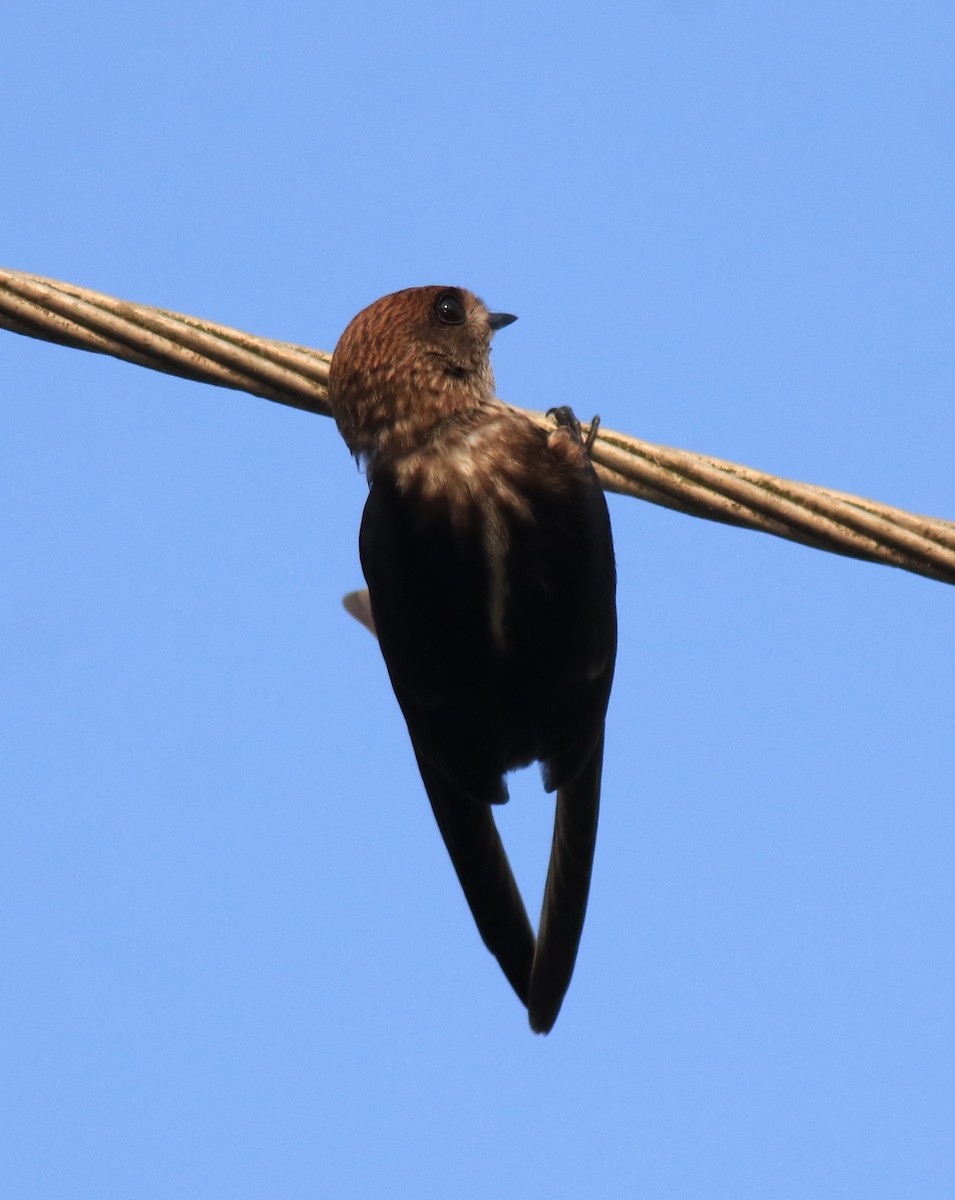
[[328, 285, 616, 1032]]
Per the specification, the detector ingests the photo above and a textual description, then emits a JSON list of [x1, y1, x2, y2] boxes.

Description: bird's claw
[[546, 406, 601, 454]]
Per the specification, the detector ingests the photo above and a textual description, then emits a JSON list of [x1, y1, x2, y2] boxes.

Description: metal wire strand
[[3, 266, 954, 586]]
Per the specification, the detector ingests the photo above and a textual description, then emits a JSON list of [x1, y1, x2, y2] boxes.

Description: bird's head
[[328, 286, 517, 461]]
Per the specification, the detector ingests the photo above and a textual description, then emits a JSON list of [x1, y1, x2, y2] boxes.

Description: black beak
[[488, 311, 518, 331]]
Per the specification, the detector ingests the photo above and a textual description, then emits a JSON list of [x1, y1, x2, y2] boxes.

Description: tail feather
[[528, 731, 604, 1033], [416, 754, 536, 1007]]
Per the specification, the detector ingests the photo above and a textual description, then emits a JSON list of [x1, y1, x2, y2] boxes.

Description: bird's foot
[[546, 406, 601, 453]]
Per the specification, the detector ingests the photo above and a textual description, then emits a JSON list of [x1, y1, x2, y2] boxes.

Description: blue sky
[[2, 3, 954, 1196]]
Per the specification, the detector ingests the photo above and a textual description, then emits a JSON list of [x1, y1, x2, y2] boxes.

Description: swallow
[[328, 286, 616, 1031]]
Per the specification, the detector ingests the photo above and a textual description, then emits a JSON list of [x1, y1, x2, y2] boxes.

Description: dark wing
[[502, 428, 616, 790], [506, 426, 614, 1032], [359, 469, 535, 1005], [359, 471, 510, 802]]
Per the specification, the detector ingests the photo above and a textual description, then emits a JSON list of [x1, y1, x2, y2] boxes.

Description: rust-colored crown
[[328, 286, 515, 461]]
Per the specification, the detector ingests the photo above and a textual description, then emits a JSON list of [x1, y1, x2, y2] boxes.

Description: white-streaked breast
[[391, 409, 538, 650]]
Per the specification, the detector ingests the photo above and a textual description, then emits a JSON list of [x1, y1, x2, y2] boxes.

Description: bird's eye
[[435, 292, 466, 325]]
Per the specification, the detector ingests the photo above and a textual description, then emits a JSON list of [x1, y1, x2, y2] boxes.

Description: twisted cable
[[3, 267, 953, 586]]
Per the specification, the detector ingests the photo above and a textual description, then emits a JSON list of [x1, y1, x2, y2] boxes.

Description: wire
[[3, 267, 953, 586]]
